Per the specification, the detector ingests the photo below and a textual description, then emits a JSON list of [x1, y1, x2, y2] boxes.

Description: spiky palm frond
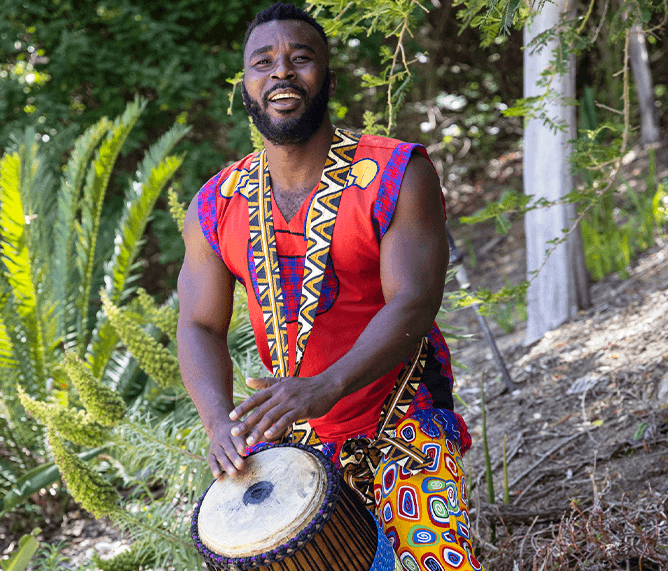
[[54, 118, 112, 348], [0, 281, 16, 370], [0, 149, 47, 390], [74, 98, 147, 355], [106, 122, 190, 303], [89, 122, 188, 378]]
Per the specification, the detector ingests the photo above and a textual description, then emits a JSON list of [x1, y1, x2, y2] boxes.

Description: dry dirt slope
[[447, 234, 668, 569]]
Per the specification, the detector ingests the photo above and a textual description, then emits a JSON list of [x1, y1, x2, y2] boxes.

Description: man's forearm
[[324, 291, 439, 399], [177, 324, 235, 437]]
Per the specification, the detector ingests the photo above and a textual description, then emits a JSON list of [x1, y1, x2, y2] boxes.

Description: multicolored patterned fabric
[[247, 129, 360, 378], [374, 415, 485, 571], [372, 142, 446, 243], [288, 337, 473, 510], [246, 249, 339, 323], [370, 516, 404, 571], [247, 151, 290, 377]]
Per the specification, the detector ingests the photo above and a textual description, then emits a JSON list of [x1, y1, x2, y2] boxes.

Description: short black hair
[[243, 2, 328, 57]]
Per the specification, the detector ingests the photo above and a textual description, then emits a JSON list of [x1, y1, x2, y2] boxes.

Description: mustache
[[263, 82, 308, 104]]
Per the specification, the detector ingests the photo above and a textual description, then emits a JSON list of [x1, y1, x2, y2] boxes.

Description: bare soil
[[442, 143, 668, 569]]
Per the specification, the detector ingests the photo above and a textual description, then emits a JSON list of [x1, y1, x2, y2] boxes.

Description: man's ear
[[329, 70, 337, 97]]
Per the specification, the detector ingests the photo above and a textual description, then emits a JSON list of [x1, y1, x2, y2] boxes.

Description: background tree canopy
[[1, 0, 665, 293]]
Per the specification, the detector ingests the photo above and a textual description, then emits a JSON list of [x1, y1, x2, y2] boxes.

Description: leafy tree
[[448, 0, 666, 342], [0, 0, 278, 285]]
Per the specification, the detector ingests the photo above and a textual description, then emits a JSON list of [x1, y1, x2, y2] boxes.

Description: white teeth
[[270, 93, 300, 101]]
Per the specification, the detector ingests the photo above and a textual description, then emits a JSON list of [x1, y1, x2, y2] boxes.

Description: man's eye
[[255, 59, 270, 65]]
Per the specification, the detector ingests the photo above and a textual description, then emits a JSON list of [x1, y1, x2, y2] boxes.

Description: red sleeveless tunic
[[197, 134, 453, 443]]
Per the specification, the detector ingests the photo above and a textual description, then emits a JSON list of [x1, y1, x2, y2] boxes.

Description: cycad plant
[[1, 96, 269, 570], [0, 97, 189, 515]]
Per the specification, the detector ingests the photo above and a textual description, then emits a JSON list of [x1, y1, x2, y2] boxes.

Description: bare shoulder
[[391, 150, 444, 229], [178, 192, 235, 334], [183, 193, 206, 250]]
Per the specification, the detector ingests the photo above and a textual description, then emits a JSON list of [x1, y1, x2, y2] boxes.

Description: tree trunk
[[618, 0, 661, 145], [523, 0, 590, 346]]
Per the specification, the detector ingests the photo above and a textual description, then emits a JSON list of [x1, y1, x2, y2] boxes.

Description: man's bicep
[[178, 196, 235, 336], [380, 152, 448, 306]]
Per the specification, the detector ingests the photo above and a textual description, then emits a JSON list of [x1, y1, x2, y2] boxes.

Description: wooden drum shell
[[191, 444, 387, 571]]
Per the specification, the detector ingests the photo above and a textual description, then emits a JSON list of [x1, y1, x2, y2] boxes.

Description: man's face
[[242, 19, 335, 145]]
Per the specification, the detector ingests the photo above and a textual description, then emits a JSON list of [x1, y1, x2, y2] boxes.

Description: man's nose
[[271, 55, 296, 80]]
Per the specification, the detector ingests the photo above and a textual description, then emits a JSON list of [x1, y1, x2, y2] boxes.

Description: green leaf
[[633, 422, 648, 441], [0, 309, 16, 369], [0, 149, 46, 388], [1, 530, 39, 571], [90, 121, 188, 377], [107, 122, 190, 302]]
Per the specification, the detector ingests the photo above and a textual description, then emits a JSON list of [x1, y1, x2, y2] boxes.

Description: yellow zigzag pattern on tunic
[[295, 129, 361, 373], [248, 152, 290, 377]]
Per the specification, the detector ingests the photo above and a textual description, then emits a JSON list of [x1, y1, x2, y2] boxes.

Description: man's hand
[[207, 419, 250, 479], [229, 376, 340, 446]]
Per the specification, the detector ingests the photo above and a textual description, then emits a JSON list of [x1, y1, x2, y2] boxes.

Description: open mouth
[[268, 92, 302, 102], [265, 87, 306, 111]]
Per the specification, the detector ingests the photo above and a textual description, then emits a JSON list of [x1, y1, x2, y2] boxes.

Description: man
[[177, 3, 484, 570]]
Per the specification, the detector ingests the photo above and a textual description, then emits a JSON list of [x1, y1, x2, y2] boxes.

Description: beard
[[241, 70, 331, 146]]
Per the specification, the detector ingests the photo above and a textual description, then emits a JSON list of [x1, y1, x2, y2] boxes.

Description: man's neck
[[262, 121, 335, 195]]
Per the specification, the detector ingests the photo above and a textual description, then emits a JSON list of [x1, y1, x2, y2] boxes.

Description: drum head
[[198, 446, 328, 557]]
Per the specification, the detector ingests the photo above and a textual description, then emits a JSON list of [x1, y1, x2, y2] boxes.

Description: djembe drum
[[192, 443, 400, 571]]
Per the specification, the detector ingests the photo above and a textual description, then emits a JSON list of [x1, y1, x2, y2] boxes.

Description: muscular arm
[[177, 196, 248, 477], [230, 152, 449, 444], [326, 151, 449, 395]]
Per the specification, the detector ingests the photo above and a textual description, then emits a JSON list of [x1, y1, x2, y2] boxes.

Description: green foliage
[[449, 280, 529, 316], [0, 0, 274, 183], [461, 189, 533, 227], [131, 288, 179, 342], [167, 187, 186, 235], [92, 539, 154, 571], [74, 98, 146, 355], [18, 387, 108, 448], [0, 448, 102, 517], [0, 126, 263, 566], [29, 541, 71, 571], [0, 100, 186, 527], [308, 0, 430, 134], [453, 0, 534, 46], [581, 170, 668, 281], [48, 428, 120, 519], [62, 352, 126, 428], [0, 528, 39, 571], [452, 0, 667, 305], [102, 292, 181, 389]]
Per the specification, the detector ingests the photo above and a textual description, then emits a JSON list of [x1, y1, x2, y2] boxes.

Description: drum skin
[[192, 443, 398, 571]]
